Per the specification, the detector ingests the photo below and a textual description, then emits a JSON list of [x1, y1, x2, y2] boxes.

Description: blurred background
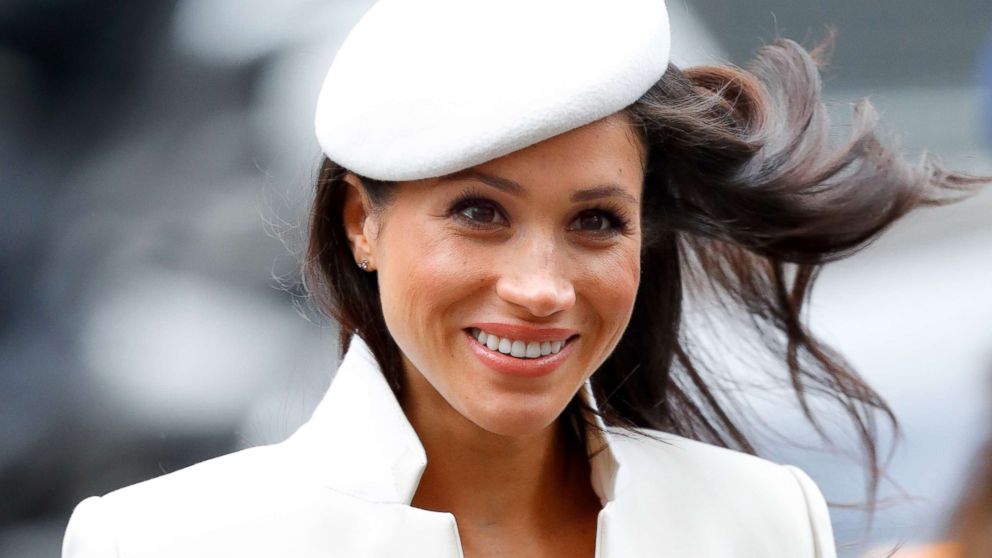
[[1, 1, 990, 556]]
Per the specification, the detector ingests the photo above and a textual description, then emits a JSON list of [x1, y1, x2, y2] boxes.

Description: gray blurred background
[[1, 1, 990, 556]]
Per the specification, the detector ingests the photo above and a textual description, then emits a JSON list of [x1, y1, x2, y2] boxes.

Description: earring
[[358, 259, 370, 272]]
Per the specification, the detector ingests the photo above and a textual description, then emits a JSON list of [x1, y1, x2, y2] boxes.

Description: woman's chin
[[473, 416, 557, 439], [458, 396, 565, 439]]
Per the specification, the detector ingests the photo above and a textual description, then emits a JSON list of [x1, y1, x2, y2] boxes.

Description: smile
[[463, 324, 578, 378], [469, 327, 567, 359]]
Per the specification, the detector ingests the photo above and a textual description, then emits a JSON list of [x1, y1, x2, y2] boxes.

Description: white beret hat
[[314, 0, 671, 181]]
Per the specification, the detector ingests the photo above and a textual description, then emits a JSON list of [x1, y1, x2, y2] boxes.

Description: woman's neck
[[399, 369, 601, 543]]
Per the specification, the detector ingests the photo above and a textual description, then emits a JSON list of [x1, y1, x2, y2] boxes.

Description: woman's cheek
[[577, 243, 641, 344], [381, 224, 483, 335], [582, 242, 640, 298]]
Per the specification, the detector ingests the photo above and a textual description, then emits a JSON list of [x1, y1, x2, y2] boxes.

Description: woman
[[872, 439, 992, 558], [62, 0, 986, 556], [947, 438, 992, 558], [890, 386, 992, 558]]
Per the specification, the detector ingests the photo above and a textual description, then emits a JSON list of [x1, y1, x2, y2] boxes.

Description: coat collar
[[285, 335, 623, 506]]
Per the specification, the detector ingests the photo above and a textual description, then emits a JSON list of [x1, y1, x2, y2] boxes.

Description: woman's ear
[[341, 173, 377, 271]]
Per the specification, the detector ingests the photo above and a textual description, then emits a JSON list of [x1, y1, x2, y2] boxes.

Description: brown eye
[[571, 211, 612, 231], [449, 197, 508, 229], [460, 202, 500, 224]]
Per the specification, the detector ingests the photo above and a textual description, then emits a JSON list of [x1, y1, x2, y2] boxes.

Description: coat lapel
[[284, 336, 428, 504]]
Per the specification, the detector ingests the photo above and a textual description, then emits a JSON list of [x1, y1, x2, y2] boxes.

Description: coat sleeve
[[782, 465, 837, 558], [62, 496, 121, 558]]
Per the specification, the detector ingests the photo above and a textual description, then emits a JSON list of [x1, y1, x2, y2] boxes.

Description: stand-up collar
[[285, 336, 623, 506]]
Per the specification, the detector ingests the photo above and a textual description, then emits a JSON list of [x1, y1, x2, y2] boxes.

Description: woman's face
[[359, 114, 645, 437]]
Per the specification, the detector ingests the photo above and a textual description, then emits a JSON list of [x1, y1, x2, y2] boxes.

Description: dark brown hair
[[302, 38, 987, 519]]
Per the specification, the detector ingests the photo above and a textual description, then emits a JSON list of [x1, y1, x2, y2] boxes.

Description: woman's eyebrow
[[449, 170, 638, 204], [448, 170, 524, 195], [571, 185, 638, 205]]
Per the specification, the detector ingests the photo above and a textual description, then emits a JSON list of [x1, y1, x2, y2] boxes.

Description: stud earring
[[358, 259, 370, 272]]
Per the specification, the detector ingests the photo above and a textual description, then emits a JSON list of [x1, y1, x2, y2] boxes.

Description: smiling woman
[[352, 116, 644, 443], [335, 120, 647, 556], [61, 0, 988, 557]]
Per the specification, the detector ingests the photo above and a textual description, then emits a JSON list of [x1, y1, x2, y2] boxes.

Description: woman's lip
[[468, 322, 578, 343], [464, 330, 575, 378]]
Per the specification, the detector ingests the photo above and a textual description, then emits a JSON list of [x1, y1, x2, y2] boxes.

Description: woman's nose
[[494, 242, 576, 318]]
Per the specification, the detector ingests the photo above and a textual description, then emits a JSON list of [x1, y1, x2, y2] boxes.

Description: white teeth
[[469, 329, 570, 360]]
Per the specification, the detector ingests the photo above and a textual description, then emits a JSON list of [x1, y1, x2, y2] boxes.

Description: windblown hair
[[303, 38, 986, 517]]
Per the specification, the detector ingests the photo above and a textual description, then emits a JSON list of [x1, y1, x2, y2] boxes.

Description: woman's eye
[[570, 210, 614, 232], [455, 200, 505, 226]]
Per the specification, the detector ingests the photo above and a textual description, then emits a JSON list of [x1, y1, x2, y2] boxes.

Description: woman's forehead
[[460, 117, 645, 190]]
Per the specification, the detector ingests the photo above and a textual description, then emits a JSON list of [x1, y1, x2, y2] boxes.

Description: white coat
[[62, 336, 837, 557]]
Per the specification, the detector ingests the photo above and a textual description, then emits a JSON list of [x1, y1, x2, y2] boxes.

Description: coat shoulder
[[604, 427, 837, 557], [103, 443, 287, 503], [612, 427, 791, 479], [62, 442, 373, 558]]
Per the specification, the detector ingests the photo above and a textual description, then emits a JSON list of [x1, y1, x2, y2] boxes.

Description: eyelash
[[445, 189, 634, 237]]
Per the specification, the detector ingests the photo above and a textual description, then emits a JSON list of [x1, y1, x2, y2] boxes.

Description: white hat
[[314, 0, 671, 181]]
